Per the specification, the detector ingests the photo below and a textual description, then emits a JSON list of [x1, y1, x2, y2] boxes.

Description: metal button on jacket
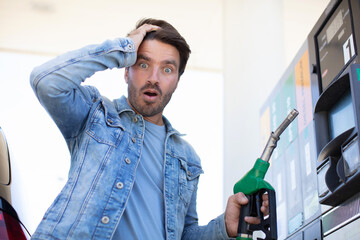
[[101, 216, 110, 224], [116, 182, 124, 189]]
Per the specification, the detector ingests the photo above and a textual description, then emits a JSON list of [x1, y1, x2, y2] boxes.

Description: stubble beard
[[127, 82, 174, 118]]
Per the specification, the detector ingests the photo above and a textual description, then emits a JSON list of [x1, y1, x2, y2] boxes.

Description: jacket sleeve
[[181, 185, 235, 240], [182, 214, 235, 240], [29, 38, 136, 139]]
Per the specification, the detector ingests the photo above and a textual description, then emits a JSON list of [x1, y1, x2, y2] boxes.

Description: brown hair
[[135, 18, 191, 77]]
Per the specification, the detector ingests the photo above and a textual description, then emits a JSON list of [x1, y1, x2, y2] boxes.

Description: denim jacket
[[30, 37, 231, 240]]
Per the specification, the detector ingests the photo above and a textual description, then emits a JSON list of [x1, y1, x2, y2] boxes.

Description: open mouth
[[144, 91, 158, 97], [143, 89, 160, 102]]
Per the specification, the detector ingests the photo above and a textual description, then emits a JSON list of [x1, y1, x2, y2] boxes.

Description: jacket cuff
[[117, 37, 137, 67], [120, 37, 136, 53], [217, 213, 236, 240]]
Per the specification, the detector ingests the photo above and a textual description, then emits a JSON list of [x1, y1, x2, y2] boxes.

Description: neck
[[144, 116, 164, 126]]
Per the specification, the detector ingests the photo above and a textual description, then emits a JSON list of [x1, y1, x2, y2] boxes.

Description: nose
[[147, 66, 160, 85]]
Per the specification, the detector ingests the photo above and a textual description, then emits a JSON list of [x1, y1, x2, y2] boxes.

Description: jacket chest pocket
[[86, 105, 124, 147], [178, 159, 203, 206]]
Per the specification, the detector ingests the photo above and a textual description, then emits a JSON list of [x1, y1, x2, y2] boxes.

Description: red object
[[0, 211, 27, 240]]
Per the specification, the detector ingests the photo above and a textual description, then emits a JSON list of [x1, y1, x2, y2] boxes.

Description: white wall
[[0, 52, 70, 233], [0, 0, 223, 71]]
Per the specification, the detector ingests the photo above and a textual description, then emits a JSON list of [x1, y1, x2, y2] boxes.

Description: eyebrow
[[137, 54, 150, 62], [164, 60, 178, 69]]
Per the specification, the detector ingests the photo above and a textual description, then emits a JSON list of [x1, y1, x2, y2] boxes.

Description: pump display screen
[[316, 0, 355, 91]]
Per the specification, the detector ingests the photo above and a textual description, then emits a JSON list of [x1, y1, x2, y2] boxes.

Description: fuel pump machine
[[260, 0, 360, 239]]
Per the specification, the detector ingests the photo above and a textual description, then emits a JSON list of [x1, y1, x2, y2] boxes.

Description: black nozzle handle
[[237, 190, 278, 240], [247, 189, 278, 240], [237, 195, 255, 239]]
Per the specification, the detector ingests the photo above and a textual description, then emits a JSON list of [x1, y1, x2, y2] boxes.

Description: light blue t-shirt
[[114, 120, 166, 239]]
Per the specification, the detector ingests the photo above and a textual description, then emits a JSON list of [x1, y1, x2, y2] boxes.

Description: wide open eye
[[140, 63, 148, 69], [164, 67, 172, 73]]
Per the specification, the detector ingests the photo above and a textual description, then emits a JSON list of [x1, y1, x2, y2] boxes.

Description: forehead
[[137, 39, 180, 65]]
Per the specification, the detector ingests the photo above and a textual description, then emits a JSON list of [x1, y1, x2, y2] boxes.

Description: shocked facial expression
[[125, 39, 180, 124]]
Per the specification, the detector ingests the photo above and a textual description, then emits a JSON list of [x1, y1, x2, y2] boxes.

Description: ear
[[124, 67, 129, 84]]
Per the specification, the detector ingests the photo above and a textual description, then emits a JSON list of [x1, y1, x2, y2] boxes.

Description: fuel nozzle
[[234, 108, 299, 240], [260, 109, 299, 162]]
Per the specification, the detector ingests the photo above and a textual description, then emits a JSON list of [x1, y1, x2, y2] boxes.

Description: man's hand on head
[[127, 24, 160, 51]]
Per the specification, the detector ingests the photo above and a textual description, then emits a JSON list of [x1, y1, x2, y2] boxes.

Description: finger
[[262, 193, 269, 201], [133, 24, 160, 38], [233, 192, 249, 205], [127, 24, 161, 51], [140, 23, 160, 33], [261, 193, 269, 215], [244, 216, 260, 225], [261, 197, 269, 208], [261, 205, 269, 216], [263, 200, 269, 208]]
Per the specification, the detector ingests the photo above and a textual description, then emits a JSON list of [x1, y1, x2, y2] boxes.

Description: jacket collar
[[113, 96, 183, 137]]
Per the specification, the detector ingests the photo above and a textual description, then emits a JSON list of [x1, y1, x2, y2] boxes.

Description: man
[[30, 18, 267, 239]]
